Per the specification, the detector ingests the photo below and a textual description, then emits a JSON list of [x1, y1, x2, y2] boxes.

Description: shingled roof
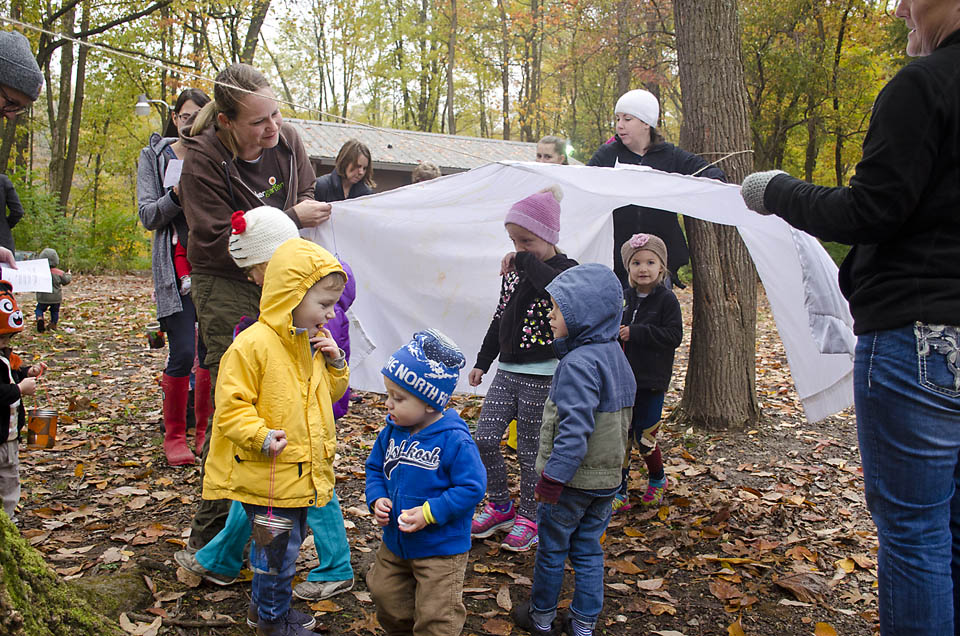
[[286, 118, 539, 173]]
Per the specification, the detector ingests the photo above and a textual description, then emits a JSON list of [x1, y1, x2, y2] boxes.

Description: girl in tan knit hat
[[615, 233, 683, 513]]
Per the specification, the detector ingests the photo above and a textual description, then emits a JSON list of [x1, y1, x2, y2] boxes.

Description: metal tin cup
[[27, 408, 58, 449], [145, 322, 165, 349], [250, 513, 293, 575]]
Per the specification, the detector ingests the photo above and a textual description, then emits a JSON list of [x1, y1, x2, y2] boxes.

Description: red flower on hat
[[231, 210, 247, 234]]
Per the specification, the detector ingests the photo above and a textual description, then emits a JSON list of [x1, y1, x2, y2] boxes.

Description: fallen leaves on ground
[[13, 275, 878, 635]]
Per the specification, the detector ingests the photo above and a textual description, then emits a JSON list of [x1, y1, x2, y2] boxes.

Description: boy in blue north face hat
[[365, 329, 486, 636]]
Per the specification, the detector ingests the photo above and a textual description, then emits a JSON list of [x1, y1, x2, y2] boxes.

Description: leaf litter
[[14, 274, 877, 634]]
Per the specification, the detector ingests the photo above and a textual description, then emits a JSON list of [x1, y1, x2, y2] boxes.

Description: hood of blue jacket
[[546, 263, 623, 357]]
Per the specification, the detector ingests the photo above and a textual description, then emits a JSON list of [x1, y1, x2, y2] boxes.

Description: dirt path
[[14, 273, 876, 635]]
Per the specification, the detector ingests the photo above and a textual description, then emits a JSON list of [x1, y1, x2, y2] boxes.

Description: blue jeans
[[855, 324, 960, 635], [197, 493, 353, 582], [35, 303, 59, 324], [531, 487, 617, 627], [241, 504, 306, 623]]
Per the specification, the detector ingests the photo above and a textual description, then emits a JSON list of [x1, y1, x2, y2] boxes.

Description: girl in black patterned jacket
[[467, 187, 577, 552]]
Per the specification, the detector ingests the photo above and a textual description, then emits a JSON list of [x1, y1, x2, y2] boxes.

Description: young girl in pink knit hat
[[468, 186, 578, 551]]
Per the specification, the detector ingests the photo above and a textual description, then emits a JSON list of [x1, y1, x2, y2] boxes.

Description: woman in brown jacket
[[179, 63, 331, 551]]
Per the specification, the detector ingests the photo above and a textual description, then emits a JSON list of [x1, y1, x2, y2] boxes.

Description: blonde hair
[[411, 162, 441, 183], [537, 136, 569, 164], [190, 64, 271, 159]]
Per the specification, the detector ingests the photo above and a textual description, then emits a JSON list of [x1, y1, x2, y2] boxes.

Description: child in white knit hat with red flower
[[467, 186, 578, 551]]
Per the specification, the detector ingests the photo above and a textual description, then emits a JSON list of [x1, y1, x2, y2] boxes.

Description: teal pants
[[195, 492, 354, 582]]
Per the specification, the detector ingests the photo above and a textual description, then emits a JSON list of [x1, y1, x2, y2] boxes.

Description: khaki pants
[[0, 440, 20, 523], [188, 273, 261, 549], [367, 542, 468, 636]]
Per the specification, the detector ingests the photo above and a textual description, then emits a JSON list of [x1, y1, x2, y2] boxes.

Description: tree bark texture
[[674, 0, 760, 431]]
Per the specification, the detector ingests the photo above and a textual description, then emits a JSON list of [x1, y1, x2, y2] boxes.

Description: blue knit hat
[[382, 329, 465, 411]]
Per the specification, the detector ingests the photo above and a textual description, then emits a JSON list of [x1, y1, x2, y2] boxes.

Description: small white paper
[[163, 159, 184, 188], [1, 259, 52, 293]]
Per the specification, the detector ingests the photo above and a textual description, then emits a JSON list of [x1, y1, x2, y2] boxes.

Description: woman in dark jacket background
[[313, 138, 375, 202]]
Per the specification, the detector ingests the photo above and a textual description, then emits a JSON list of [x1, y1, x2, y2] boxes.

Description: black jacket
[[0, 349, 27, 443], [588, 140, 726, 286], [314, 171, 373, 202], [0, 174, 25, 253], [474, 251, 578, 372], [764, 30, 960, 334], [620, 285, 683, 391]]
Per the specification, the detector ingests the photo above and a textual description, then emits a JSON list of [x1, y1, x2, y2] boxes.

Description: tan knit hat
[[228, 206, 300, 268], [620, 233, 668, 272]]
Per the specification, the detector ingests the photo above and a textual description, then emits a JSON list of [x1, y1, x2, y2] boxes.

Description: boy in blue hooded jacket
[[365, 330, 486, 636], [513, 263, 636, 636]]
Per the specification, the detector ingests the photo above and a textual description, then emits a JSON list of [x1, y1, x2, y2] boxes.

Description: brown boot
[[193, 368, 213, 455], [161, 374, 195, 466]]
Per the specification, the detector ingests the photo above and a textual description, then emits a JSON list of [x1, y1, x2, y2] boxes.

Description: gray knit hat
[[621, 233, 668, 273], [0, 31, 43, 101]]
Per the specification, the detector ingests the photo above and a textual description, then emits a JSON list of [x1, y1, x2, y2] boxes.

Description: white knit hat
[[228, 206, 300, 268], [615, 89, 659, 128]]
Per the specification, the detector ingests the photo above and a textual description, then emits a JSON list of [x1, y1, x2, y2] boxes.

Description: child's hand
[[27, 362, 47, 378], [619, 325, 630, 341], [500, 252, 517, 276], [467, 368, 484, 387], [311, 327, 340, 360], [373, 497, 392, 527], [18, 377, 37, 396], [267, 430, 287, 456], [398, 506, 427, 533]]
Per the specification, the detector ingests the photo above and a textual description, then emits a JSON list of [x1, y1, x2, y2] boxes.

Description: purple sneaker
[[471, 502, 516, 538], [501, 515, 538, 552]]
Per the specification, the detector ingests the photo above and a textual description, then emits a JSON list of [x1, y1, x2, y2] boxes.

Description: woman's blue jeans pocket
[[916, 323, 960, 398]]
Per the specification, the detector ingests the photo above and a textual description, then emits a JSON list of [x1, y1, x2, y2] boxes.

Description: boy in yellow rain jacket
[[202, 237, 348, 636]]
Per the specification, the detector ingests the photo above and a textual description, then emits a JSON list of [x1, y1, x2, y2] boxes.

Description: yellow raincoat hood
[[258, 238, 345, 338]]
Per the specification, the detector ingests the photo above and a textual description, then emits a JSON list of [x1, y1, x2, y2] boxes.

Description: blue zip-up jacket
[[365, 409, 486, 559], [537, 263, 637, 489]]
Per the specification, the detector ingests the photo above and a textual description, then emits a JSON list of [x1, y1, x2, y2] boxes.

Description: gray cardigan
[[137, 134, 188, 319]]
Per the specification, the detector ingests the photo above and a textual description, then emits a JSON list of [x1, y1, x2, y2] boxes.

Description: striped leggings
[[474, 370, 552, 520]]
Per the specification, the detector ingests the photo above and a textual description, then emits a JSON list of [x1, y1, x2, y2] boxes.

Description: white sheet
[[302, 161, 855, 422]]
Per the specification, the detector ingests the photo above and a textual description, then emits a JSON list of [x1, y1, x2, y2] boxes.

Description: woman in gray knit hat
[[0, 30, 43, 121]]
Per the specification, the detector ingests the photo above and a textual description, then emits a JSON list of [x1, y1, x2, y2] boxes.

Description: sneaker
[[471, 501, 516, 539], [247, 604, 316, 630], [293, 578, 354, 601], [511, 600, 560, 635], [611, 492, 632, 515], [641, 479, 666, 507], [173, 549, 238, 586], [501, 515, 538, 552]]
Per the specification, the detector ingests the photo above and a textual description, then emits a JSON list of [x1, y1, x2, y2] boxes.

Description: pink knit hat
[[504, 186, 563, 245]]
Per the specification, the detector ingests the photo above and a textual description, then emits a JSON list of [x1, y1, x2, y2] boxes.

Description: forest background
[[0, 0, 905, 271]]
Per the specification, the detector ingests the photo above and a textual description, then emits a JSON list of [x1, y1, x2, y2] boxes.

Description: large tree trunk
[[0, 512, 117, 635], [674, 0, 760, 431]]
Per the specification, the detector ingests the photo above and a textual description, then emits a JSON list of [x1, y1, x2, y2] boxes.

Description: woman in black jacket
[[741, 3, 960, 632]]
